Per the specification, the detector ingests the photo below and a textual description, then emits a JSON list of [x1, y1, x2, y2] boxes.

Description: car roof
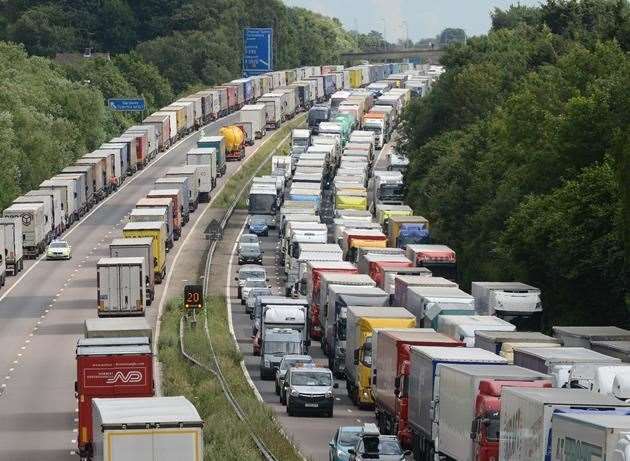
[[290, 366, 331, 374], [239, 265, 265, 272], [281, 355, 312, 361]]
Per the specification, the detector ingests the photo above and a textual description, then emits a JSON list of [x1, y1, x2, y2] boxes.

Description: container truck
[[0, 217, 23, 275], [122, 222, 167, 283], [122, 130, 149, 168], [91, 396, 203, 461], [14, 193, 58, 239], [406, 244, 457, 281], [308, 105, 330, 134], [96, 257, 147, 317], [378, 267, 432, 298], [257, 95, 282, 129], [54, 172, 88, 216], [76, 157, 108, 199], [471, 282, 542, 329], [84, 150, 120, 189], [303, 261, 358, 338], [345, 306, 416, 407], [551, 412, 630, 461], [135, 198, 174, 248], [437, 315, 516, 347], [436, 365, 552, 461], [197, 135, 227, 176], [513, 347, 621, 388], [219, 125, 246, 161], [186, 147, 217, 202], [325, 285, 391, 376], [248, 185, 278, 229], [109, 136, 138, 174], [255, 304, 308, 363], [84, 317, 152, 342], [499, 387, 630, 461], [287, 243, 343, 297], [552, 326, 630, 348], [146, 190, 182, 240], [474, 331, 559, 356], [110, 238, 155, 305], [100, 143, 129, 180], [408, 347, 508, 461], [291, 129, 312, 158], [341, 229, 388, 262], [372, 329, 464, 445], [142, 114, 171, 152], [375, 204, 413, 229], [357, 253, 412, 281], [154, 177, 190, 224], [387, 216, 430, 248], [387, 150, 410, 172], [61, 165, 95, 207], [75, 337, 154, 460], [3, 203, 46, 257], [165, 166, 200, 211], [393, 275, 457, 308], [152, 111, 178, 144], [33, 182, 69, 228], [240, 104, 267, 138], [41, 177, 81, 224], [406, 285, 476, 330]]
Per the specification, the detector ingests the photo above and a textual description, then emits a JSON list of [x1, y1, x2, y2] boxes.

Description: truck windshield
[[336, 318, 347, 341], [379, 184, 404, 202], [309, 109, 329, 123], [361, 340, 373, 367], [249, 194, 277, 215], [485, 413, 500, 442], [292, 372, 332, 386], [362, 125, 382, 134], [266, 341, 301, 355], [293, 138, 309, 147]]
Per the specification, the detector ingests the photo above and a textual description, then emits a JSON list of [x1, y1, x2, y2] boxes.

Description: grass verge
[[159, 296, 304, 461], [214, 113, 305, 209]]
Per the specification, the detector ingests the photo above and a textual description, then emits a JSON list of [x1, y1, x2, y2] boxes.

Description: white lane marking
[[0, 124, 205, 303]]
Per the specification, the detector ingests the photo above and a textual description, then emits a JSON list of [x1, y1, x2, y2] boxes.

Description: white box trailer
[[96, 257, 146, 317], [165, 166, 200, 212], [24, 188, 64, 233], [258, 94, 283, 128], [437, 315, 516, 347], [552, 326, 630, 348], [186, 147, 217, 202], [54, 173, 88, 216], [15, 193, 58, 238], [110, 237, 155, 306], [240, 104, 267, 138], [39, 179, 78, 225], [0, 225, 5, 286], [84, 317, 152, 343], [154, 177, 190, 224], [551, 412, 630, 461], [499, 387, 630, 461], [0, 217, 23, 275], [91, 396, 203, 461], [3, 203, 46, 257]]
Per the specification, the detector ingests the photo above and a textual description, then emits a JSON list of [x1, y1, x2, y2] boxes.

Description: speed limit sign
[[184, 285, 204, 310]]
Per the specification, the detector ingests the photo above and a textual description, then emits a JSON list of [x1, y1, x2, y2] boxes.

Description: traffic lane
[[0, 113, 239, 369], [0, 113, 259, 460], [229, 220, 374, 461]]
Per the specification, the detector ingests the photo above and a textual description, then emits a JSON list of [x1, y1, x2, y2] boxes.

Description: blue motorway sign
[[108, 98, 146, 111], [243, 27, 273, 76]]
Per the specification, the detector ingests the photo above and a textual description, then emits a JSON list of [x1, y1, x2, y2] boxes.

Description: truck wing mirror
[[470, 418, 479, 439], [348, 449, 355, 456], [353, 349, 359, 365], [333, 383, 339, 389]]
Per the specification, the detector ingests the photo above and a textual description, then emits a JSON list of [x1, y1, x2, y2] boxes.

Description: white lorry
[[367, 171, 405, 214], [437, 315, 516, 347], [0, 217, 23, 275], [186, 147, 217, 202], [96, 257, 147, 317], [91, 396, 203, 461], [472, 281, 542, 329], [240, 104, 267, 138], [3, 203, 46, 258], [109, 238, 155, 306]]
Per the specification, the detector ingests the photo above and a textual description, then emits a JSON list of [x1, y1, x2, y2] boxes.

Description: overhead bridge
[[340, 47, 445, 65]]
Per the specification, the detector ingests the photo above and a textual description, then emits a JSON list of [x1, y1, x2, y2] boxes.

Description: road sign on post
[[184, 284, 204, 310], [243, 28, 273, 77], [108, 98, 146, 111]]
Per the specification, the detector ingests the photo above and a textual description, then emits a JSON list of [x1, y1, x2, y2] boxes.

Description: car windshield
[[50, 242, 68, 248], [240, 270, 265, 280], [246, 280, 267, 288], [240, 244, 261, 255], [240, 234, 259, 244], [250, 216, 267, 225], [248, 288, 271, 299], [291, 371, 332, 386], [266, 341, 301, 355], [377, 439, 403, 456], [280, 358, 312, 370], [338, 429, 361, 446]]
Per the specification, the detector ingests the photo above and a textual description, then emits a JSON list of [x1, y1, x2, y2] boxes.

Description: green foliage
[[402, 0, 630, 327], [0, 42, 110, 210]]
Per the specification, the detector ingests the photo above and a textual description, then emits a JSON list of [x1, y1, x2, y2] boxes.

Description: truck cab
[[260, 328, 304, 380], [291, 129, 311, 158], [308, 105, 330, 134]]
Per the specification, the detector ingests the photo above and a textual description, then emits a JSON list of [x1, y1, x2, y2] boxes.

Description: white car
[[46, 240, 72, 260]]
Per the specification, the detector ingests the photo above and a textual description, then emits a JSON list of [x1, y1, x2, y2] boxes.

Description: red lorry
[[368, 258, 413, 289], [405, 244, 457, 281], [75, 337, 154, 459], [304, 261, 358, 339], [372, 329, 464, 448]]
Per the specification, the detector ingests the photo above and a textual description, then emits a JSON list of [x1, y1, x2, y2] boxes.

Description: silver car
[[241, 279, 270, 305], [235, 265, 267, 298], [275, 354, 315, 400]]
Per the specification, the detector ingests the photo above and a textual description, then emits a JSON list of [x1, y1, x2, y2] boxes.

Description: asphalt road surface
[[0, 111, 285, 461]]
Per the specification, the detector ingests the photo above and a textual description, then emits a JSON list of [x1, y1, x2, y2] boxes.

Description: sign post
[[184, 284, 204, 327], [108, 98, 146, 123], [243, 28, 273, 77]]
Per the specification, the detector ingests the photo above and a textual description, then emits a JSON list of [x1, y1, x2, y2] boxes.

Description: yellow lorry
[[345, 306, 416, 407], [387, 215, 430, 248], [335, 189, 368, 211], [123, 221, 167, 283]]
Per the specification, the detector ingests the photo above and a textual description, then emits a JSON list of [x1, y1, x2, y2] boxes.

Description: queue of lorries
[[237, 65, 630, 461], [2, 62, 410, 461]]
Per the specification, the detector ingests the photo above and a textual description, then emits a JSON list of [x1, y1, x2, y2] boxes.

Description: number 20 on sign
[[184, 285, 204, 310]]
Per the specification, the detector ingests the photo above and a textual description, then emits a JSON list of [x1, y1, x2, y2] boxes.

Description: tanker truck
[[220, 125, 246, 161]]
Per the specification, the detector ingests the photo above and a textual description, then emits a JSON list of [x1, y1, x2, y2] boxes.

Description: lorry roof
[[406, 244, 454, 253], [364, 254, 411, 263], [471, 281, 538, 291], [408, 285, 471, 298], [502, 387, 630, 405], [84, 317, 151, 335], [97, 257, 145, 266], [388, 215, 429, 224], [591, 340, 630, 352], [440, 363, 550, 379], [123, 222, 163, 231], [76, 344, 151, 356], [258, 296, 308, 305], [475, 331, 556, 342], [347, 306, 413, 319], [130, 208, 166, 216], [553, 412, 630, 428], [148, 189, 180, 196], [411, 346, 506, 362], [241, 104, 267, 110], [299, 243, 342, 252], [321, 273, 373, 284], [307, 261, 356, 270], [332, 285, 385, 296], [110, 237, 153, 246], [93, 396, 202, 425], [381, 329, 459, 343], [439, 315, 515, 328], [515, 346, 622, 362], [187, 147, 216, 154], [77, 337, 150, 348], [552, 326, 630, 339]]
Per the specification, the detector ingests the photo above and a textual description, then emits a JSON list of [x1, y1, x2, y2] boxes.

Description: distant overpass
[[340, 47, 446, 65]]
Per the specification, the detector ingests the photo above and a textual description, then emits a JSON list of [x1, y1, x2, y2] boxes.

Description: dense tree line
[[401, 0, 629, 328], [0, 0, 356, 210]]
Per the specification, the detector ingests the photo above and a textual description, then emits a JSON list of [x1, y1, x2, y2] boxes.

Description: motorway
[[0, 111, 285, 461], [222, 139, 396, 460]]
